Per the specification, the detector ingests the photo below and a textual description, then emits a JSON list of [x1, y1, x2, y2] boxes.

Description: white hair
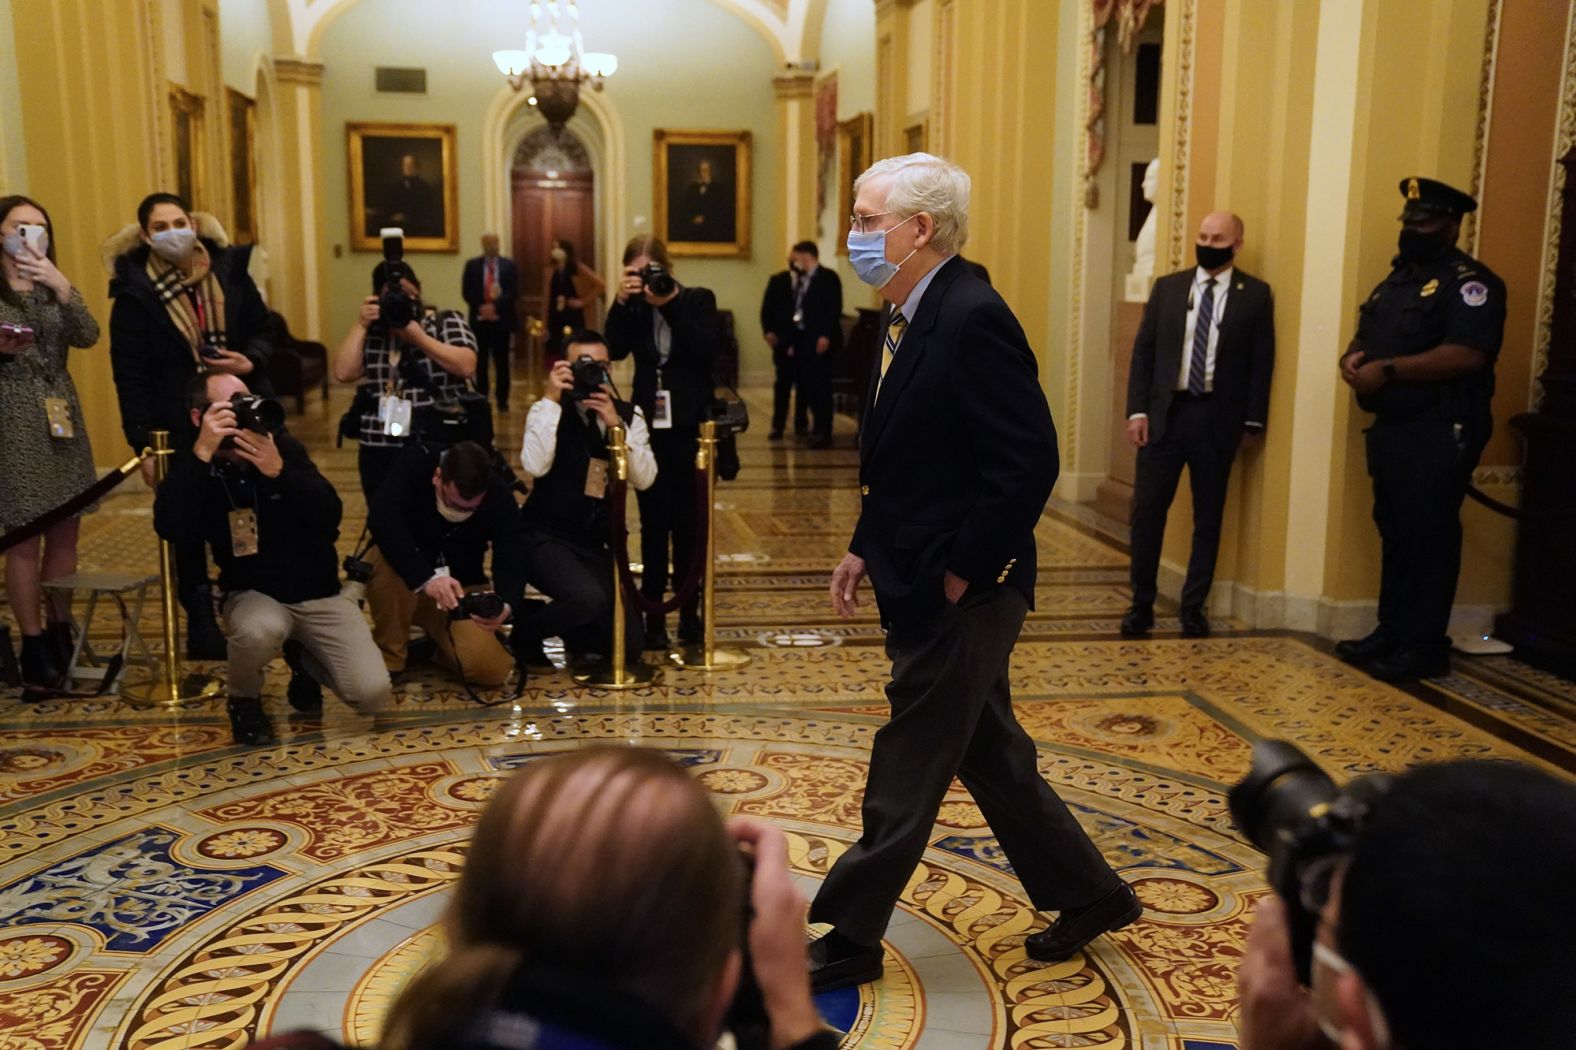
[[854, 153, 971, 255]]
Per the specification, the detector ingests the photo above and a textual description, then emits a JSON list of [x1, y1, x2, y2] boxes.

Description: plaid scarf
[[145, 242, 228, 364]]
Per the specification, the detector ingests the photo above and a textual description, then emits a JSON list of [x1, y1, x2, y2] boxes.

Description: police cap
[[1398, 176, 1477, 222]]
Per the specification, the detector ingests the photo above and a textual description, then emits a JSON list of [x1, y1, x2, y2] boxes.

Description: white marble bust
[[1125, 158, 1160, 302]]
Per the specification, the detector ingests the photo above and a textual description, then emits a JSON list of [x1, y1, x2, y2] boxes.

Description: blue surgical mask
[[846, 214, 918, 290], [149, 227, 197, 264]]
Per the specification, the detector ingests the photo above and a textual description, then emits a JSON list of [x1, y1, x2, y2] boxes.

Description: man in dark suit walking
[[462, 233, 519, 412], [1122, 211, 1275, 638], [761, 241, 844, 444], [809, 153, 1137, 993]]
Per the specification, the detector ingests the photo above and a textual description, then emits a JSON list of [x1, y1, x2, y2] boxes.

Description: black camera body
[[450, 590, 506, 622], [1228, 740, 1392, 984], [230, 394, 284, 435], [637, 261, 676, 298], [568, 356, 610, 403], [377, 227, 419, 331], [342, 556, 373, 585]]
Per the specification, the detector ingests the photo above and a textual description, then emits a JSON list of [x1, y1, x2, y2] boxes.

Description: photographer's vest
[[522, 404, 622, 546]]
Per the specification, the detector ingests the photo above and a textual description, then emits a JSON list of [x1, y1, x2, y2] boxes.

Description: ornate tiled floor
[[2, 379, 1573, 1050]]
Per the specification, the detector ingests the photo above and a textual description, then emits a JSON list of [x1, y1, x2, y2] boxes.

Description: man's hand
[[830, 552, 867, 618], [616, 268, 643, 305], [1236, 898, 1327, 1050], [583, 389, 622, 430], [395, 319, 426, 345], [816, 335, 831, 355], [729, 818, 824, 1050], [357, 296, 381, 329], [471, 602, 511, 634], [543, 359, 573, 403], [764, 331, 779, 348], [1241, 428, 1264, 451], [139, 457, 158, 487], [478, 302, 498, 323], [192, 403, 239, 463], [421, 575, 465, 611], [203, 349, 255, 376], [1339, 350, 1365, 386], [232, 430, 283, 478], [1349, 360, 1387, 397], [943, 570, 968, 604], [1127, 416, 1150, 448]]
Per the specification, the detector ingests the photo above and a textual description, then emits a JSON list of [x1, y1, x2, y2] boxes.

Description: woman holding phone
[[0, 195, 101, 687]]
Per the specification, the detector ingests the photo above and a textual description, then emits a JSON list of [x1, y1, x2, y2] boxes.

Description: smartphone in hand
[[0, 322, 35, 344]]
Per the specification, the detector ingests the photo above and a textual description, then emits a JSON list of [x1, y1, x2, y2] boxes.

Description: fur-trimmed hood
[[100, 211, 231, 276]]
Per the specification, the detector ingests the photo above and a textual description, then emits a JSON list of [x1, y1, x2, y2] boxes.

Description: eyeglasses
[[849, 211, 898, 234]]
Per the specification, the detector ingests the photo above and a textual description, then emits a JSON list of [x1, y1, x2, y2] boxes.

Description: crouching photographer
[[515, 330, 653, 669], [152, 373, 392, 746], [1231, 742, 1576, 1050], [366, 440, 526, 687], [333, 228, 479, 503]]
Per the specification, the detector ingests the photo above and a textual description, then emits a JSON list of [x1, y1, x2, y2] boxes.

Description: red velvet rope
[[609, 464, 709, 616], [0, 455, 146, 554]]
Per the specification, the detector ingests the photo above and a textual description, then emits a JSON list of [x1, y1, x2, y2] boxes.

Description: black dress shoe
[[1364, 646, 1450, 683], [1119, 607, 1153, 637], [768, 428, 784, 441], [1025, 882, 1142, 962], [808, 934, 884, 993], [282, 640, 324, 714], [226, 697, 277, 746], [677, 614, 703, 645], [510, 633, 554, 669], [643, 627, 672, 652], [1334, 628, 1395, 664], [1179, 607, 1210, 638]]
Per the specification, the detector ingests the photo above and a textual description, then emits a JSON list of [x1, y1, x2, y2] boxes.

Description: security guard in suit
[[1336, 177, 1506, 682]]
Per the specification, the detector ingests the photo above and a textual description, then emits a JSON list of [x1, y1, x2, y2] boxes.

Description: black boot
[[226, 697, 276, 746], [181, 585, 227, 661], [45, 621, 76, 671], [643, 613, 670, 652], [282, 640, 323, 714], [0, 625, 21, 687], [678, 609, 703, 645], [20, 633, 64, 688]]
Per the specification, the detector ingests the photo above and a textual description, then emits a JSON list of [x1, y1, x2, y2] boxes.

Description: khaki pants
[[222, 591, 392, 711], [365, 548, 515, 687]]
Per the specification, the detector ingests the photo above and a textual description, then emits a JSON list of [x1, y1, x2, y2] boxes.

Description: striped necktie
[[1188, 278, 1217, 396], [877, 312, 907, 401]]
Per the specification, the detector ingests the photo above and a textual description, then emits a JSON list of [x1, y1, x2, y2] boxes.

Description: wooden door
[[511, 169, 596, 331]]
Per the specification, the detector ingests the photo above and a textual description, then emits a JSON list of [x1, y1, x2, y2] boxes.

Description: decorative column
[[267, 57, 330, 341], [772, 71, 817, 254]]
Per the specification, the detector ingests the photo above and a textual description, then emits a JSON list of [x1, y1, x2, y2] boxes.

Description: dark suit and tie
[[1124, 261, 1274, 634], [462, 249, 519, 410]]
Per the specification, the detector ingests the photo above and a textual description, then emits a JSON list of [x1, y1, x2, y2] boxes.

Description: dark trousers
[[1128, 396, 1238, 611], [472, 321, 512, 407], [636, 427, 700, 622], [520, 530, 643, 662], [807, 587, 1120, 944], [771, 347, 807, 433], [357, 444, 405, 507], [1366, 417, 1476, 652], [795, 339, 834, 437]]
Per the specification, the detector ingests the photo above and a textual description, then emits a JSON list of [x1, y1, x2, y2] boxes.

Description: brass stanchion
[[574, 422, 660, 689], [120, 430, 225, 708], [670, 420, 751, 671]]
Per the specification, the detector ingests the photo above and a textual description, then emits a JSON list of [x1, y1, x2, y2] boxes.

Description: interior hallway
[[0, 379, 1572, 1050]]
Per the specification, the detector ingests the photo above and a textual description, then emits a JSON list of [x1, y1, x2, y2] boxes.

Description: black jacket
[[605, 286, 718, 428], [462, 254, 520, 331], [760, 266, 844, 360], [152, 433, 341, 604], [851, 256, 1056, 626], [1125, 267, 1275, 448], [108, 239, 274, 452], [368, 443, 529, 601]]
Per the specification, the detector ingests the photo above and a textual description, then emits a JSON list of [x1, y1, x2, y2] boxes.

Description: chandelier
[[493, 1, 618, 136]]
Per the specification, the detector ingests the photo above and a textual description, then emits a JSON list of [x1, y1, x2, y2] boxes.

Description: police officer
[[1335, 177, 1505, 682]]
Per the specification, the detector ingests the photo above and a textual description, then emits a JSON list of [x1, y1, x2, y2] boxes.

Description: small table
[[40, 572, 159, 689]]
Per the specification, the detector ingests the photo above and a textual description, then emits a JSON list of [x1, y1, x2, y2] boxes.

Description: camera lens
[[1228, 739, 1340, 854]]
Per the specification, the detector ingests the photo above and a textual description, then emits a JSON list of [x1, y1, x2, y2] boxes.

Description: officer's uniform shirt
[[1354, 247, 1506, 426]]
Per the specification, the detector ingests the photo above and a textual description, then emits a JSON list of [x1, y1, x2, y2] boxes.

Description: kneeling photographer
[[366, 440, 526, 688], [333, 228, 479, 503], [515, 330, 654, 669], [153, 373, 392, 746], [1230, 742, 1576, 1050], [604, 235, 718, 650]]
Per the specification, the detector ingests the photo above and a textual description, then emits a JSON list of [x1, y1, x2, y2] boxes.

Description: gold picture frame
[[169, 85, 206, 209], [654, 129, 751, 258], [836, 112, 874, 255], [903, 116, 929, 154], [346, 121, 458, 252], [226, 88, 258, 245]]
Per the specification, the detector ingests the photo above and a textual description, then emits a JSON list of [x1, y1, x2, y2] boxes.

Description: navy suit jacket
[[851, 256, 1057, 626], [462, 255, 519, 331]]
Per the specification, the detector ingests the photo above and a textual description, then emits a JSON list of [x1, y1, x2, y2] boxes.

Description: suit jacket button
[[997, 574, 1007, 583], [860, 485, 870, 496]]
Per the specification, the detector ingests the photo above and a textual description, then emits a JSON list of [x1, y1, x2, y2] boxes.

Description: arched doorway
[[512, 127, 597, 360]]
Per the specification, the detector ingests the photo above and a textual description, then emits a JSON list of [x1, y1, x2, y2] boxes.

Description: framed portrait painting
[[836, 112, 874, 255], [654, 129, 751, 257], [346, 122, 458, 252]]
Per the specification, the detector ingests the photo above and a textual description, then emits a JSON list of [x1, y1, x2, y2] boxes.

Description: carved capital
[[772, 72, 815, 100], [272, 56, 325, 86]]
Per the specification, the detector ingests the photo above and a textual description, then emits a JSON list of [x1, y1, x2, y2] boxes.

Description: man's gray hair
[[854, 153, 971, 255]]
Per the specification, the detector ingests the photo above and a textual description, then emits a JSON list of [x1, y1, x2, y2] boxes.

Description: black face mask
[[1397, 225, 1453, 262], [788, 261, 802, 275], [1195, 244, 1234, 271]]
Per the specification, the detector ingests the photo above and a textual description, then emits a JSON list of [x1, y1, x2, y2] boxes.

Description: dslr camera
[[376, 227, 419, 331], [220, 394, 284, 449], [636, 260, 677, 298], [568, 356, 611, 403], [1228, 740, 1393, 984], [450, 590, 506, 622]]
